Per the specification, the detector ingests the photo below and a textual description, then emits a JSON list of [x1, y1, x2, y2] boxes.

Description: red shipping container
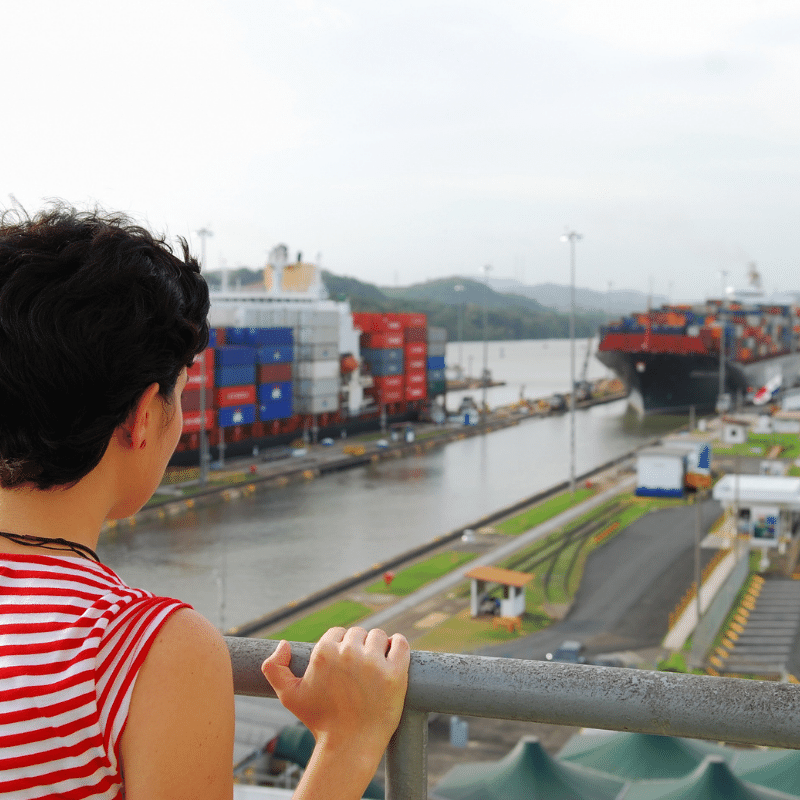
[[258, 363, 292, 383], [404, 342, 427, 357], [361, 332, 404, 348], [352, 312, 403, 334], [187, 349, 215, 389], [405, 357, 426, 372], [215, 385, 256, 408], [400, 313, 426, 329], [181, 388, 213, 412], [404, 370, 426, 386], [182, 408, 214, 433], [372, 375, 403, 391], [366, 388, 404, 404], [405, 385, 427, 401], [403, 326, 427, 342]]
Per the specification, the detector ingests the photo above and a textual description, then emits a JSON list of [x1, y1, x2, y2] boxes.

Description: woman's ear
[[117, 383, 161, 451]]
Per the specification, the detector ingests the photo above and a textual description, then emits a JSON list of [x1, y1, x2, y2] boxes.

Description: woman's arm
[[262, 627, 410, 800], [120, 609, 235, 800]]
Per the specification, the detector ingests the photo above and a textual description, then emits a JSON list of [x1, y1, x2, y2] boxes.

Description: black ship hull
[[595, 350, 750, 414]]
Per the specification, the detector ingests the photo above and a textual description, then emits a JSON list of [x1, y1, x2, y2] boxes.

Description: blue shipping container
[[427, 368, 446, 382], [361, 347, 403, 364], [257, 345, 294, 364], [259, 398, 294, 422], [226, 327, 294, 346], [208, 328, 219, 348], [215, 346, 256, 367], [370, 361, 403, 377], [217, 404, 256, 428], [215, 364, 256, 388], [426, 355, 446, 370], [258, 382, 292, 404]]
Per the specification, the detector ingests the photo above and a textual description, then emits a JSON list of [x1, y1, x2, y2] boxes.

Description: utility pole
[[561, 231, 583, 494], [196, 226, 213, 484], [481, 264, 492, 421], [719, 269, 728, 409]]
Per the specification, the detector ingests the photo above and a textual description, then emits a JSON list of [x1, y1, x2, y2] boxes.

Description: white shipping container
[[296, 342, 340, 361], [296, 325, 339, 345], [295, 378, 340, 396], [294, 359, 340, 380], [296, 394, 340, 414], [635, 448, 686, 498], [297, 309, 339, 328]]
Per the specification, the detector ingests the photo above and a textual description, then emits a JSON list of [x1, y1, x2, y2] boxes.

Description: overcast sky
[[4, 0, 799, 301]]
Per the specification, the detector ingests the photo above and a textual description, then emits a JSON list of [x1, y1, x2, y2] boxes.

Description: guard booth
[[712, 475, 800, 552], [464, 566, 533, 618], [635, 447, 688, 497]]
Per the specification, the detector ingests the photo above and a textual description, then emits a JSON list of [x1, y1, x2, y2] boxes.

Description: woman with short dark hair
[[0, 205, 409, 800]]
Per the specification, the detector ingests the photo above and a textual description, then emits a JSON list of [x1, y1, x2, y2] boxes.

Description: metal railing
[[227, 638, 800, 800]]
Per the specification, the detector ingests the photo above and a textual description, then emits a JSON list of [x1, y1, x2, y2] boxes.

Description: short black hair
[[0, 203, 209, 489]]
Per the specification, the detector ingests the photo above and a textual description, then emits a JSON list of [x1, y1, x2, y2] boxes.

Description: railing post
[[386, 708, 427, 800]]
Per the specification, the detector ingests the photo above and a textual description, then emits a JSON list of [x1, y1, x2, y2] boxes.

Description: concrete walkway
[[358, 476, 636, 631]]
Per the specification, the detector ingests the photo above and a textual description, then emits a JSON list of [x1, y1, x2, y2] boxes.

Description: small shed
[[464, 566, 533, 618], [635, 447, 687, 498], [712, 475, 800, 548], [721, 415, 751, 444]]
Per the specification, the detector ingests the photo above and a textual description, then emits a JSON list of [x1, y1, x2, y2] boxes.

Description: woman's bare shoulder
[[121, 608, 235, 800]]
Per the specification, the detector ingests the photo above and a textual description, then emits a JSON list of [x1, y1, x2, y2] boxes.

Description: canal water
[[100, 340, 682, 630]]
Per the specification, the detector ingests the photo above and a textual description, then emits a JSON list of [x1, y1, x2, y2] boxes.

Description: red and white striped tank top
[[0, 552, 189, 799]]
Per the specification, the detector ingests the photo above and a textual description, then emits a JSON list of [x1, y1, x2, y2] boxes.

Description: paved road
[[479, 498, 721, 662]]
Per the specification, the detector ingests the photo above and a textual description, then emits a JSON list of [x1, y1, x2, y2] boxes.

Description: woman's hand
[[262, 627, 410, 767]]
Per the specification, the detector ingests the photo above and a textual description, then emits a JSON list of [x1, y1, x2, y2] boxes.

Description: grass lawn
[[364, 551, 476, 596], [495, 487, 595, 535], [267, 600, 373, 643], [713, 432, 800, 459]]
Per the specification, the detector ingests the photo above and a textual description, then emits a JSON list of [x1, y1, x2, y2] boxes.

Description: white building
[[712, 475, 800, 549]]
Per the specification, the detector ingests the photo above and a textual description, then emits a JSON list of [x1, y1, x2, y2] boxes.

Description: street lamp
[[454, 284, 465, 379], [718, 270, 729, 412], [196, 226, 213, 483], [561, 231, 582, 494], [481, 264, 492, 420]]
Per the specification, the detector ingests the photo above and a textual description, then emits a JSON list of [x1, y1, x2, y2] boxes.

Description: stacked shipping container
[[178, 310, 444, 454], [353, 312, 444, 406], [294, 309, 341, 414], [427, 326, 447, 396], [180, 326, 295, 448]]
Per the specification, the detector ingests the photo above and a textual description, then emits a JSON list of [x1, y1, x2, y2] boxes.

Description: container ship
[[596, 265, 800, 414], [172, 258, 447, 465]]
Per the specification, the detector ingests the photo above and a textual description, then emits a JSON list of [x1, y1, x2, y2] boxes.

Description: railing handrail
[[228, 638, 800, 799]]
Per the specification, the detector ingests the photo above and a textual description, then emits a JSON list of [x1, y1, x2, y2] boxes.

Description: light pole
[[718, 270, 728, 410], [196, 226, 213, 483], [481, 264, 492, 420], [454, 284, 465, 379], [561, 231, 582, 494]]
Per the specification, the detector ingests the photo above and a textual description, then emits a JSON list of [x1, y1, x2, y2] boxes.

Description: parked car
[[545, 641, 586, 664]]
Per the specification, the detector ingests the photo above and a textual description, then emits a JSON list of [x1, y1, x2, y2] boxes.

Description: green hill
[[323, 272, 604, 341]]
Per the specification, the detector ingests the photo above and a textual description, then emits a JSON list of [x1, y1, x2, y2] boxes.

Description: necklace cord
[[0, 532, 100, 563]]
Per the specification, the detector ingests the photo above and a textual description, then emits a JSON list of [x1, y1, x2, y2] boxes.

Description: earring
[[140, 440, 147, 450]]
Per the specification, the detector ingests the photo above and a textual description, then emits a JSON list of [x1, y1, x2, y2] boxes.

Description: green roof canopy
[[623, 756, 798, 800], [733, 750, 800, 796], [432, 736, 626, 800], [558, 732, 733, 780]]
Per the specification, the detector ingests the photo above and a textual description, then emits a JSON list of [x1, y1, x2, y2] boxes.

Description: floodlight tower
[[481, 264, 492, 419], [196, 226, 213, 483], [561, 230, 583, 494]]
